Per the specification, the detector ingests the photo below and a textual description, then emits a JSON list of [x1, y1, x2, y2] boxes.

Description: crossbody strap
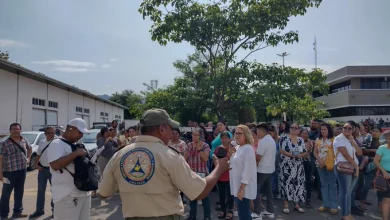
[[8, 137, 26, 156]]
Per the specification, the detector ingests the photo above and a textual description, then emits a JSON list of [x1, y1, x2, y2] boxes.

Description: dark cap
[[140, 108, 180, 128]]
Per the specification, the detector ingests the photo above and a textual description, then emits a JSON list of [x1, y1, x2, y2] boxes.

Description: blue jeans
[[235, 197, 251, 220], [318, 168, 337, 209], [0, 169, 26, 218], [36, 168, 54, 213], [189, 196, 211, 219], [335, 167, 358, 216]]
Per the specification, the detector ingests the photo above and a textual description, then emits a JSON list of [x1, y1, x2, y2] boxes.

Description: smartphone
[[216, 147, 228, 158], [2, 177, 10, 184]]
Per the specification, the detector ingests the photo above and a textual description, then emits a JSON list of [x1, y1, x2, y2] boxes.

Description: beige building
[[315, 66, 390, 123]]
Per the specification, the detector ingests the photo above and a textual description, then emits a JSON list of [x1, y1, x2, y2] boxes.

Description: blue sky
[[0, 0, 389, 96]]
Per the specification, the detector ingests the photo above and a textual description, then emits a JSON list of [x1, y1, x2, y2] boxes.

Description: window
[[32, 98, 45, 107], [361, 77, 389, 89], [100, 112, 104, 116], [76, 106, 83, 113], [326, 106, 390, 118], [329, 80, 351, 94], [48, 101, 58, 108], [84, 108, 90, 114], [105, 113, 108, 117]]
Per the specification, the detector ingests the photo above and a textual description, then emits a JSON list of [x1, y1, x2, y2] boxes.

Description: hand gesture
[[384, 171, 390, 180], [213, 155, 229, 172], [237, 188, 244, 201], [75, 148, 87, 157], [36, 165, 43, 171]]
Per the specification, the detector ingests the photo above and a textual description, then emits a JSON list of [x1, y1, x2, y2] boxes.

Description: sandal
[[357, 204, 367, 211], [225, 210, 233, 220], [283, 206, 290, 214], [218, 211, 226, 219], [330, 209, 338, 215], [318, 206, 328, 213], [294, 206, 305, 213]]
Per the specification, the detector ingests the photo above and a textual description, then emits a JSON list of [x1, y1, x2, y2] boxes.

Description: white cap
[[67, 118, 90, 134]]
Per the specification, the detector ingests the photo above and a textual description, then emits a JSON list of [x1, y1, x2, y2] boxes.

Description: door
[[82, 115, 90, 128], [32, 109, 45, 131], [47, 111, 58, 126]]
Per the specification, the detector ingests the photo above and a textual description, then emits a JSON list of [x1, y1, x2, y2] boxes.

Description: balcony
[[315, 89, 390, 109]]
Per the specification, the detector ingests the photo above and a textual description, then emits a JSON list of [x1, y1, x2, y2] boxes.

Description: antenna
[[313, 36, 317, 69]]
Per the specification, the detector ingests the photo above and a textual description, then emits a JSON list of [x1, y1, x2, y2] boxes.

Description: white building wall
[[48, 85, 68, 127], [83, 97, 96, 128], [0, 70, 17, 134], [18, 76, 47, 131], [95, 101, 106, 122], [68, 92, 84, 119]]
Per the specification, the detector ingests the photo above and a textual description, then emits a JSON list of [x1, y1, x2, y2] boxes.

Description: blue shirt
[[376, 145, 390, 171]]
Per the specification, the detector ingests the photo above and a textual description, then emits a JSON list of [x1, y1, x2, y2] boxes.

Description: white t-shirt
[[256, 134, 276, 174], [333, 133, 359, 165], [229, 144, 257, 200], [37, 139, 52, 167], [47, 138, 89, 202]]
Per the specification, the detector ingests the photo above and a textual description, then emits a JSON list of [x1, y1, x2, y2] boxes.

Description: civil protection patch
[[120, 147, 155, 185]]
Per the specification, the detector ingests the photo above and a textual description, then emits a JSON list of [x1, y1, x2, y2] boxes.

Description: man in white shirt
[[252, 123, 276, 219], [29, 127, 56, 219], [47, 118, 90, 220]]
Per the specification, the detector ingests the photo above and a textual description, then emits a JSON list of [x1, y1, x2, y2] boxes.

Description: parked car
[[92, 122, 112, 130], [0, 131, 47, 171], [80, 129, 100, 157]]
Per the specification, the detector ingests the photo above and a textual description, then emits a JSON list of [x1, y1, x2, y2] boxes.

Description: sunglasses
[[343, 127, 353, 131], [290, 127, 299, 130]]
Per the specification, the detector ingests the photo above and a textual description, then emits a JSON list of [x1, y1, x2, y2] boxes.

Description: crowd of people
[[1, 110, 390, 220]]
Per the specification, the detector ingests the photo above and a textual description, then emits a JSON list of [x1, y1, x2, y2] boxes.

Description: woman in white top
[[333, 121, 362, 220], [229, 125, 257, 220]]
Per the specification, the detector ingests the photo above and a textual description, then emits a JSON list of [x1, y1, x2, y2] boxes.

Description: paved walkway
[[0, 170, 384, 219]]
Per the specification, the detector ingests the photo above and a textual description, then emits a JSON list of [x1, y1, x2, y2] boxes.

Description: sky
[[0, 0, 389, 96]]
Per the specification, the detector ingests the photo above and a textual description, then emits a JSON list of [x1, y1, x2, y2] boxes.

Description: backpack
[[59, 138, 100, 191]]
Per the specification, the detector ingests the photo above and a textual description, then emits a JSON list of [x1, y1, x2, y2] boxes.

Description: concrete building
[[0, 59, 126, 135], [315, 66, 390, 123]]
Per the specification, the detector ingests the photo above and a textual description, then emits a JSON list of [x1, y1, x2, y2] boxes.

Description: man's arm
[[99, 158, 118, 198], [49, 149, 86, 171]]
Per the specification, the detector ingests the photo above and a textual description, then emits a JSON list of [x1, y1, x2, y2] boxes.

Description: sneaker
[[11, 213, 28, 218], [251, 213, 262, 219], [261, 211, 275, 218], [29, 211, 45, 218], [233, 210, 238, 217]]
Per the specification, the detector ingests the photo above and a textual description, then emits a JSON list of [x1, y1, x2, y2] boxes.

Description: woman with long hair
[[313, 123, 337, 215], [279, 123, 307, 214], [229, 125, 257, 220], [334, 122, 363, 220]]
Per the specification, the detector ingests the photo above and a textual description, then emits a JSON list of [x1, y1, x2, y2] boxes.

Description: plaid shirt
[[187, 142, 210, 174], [0, 137, 31, 172]]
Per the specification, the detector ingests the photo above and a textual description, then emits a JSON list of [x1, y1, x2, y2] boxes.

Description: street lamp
[[277, 52, 290, 66]]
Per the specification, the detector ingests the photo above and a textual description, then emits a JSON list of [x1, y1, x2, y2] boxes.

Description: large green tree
[[0, 50, 9, 60], [139, 0, 322, 119], [110, 90, 143, 119]]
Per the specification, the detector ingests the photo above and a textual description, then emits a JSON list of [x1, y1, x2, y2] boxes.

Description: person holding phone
[[333, 121, 363, 220], [214, 131, 234, 219]]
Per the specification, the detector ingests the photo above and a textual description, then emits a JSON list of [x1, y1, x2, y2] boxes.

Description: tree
[[0, 50, 9, 60], [110, 90, 143, 119], [250, 63, 329, 124], [139, 0, 322, 119]]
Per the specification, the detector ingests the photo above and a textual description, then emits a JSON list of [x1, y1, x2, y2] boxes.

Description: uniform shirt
[[0, 137, 31, 172], [99, 135, 206, 218], [37, 139, 52, 167], [333, 133, 359, 165], [47, 138, 90, 202]]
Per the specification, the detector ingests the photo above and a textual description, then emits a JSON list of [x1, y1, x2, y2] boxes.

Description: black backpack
[[59, 138, 100, 191]]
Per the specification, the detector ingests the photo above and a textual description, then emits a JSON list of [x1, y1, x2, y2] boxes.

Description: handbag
[[373, 170, 389, 192], [335, 149, 355, 175]]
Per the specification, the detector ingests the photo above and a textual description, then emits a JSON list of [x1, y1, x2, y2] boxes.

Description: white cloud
[[109, 58, 116, 62], [0, 39, 27, 48], [32, 60, 95, 67], [101, 64, 111, 68], [54, 67, 90, 73]]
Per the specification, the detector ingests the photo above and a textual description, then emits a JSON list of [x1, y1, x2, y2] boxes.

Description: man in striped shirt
[[0, 123, 32, 219]]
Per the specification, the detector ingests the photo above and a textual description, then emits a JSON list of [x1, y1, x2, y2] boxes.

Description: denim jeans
[[189, 196, 211, 219], [335, 167, 358, 216], [318, 168, 338, 209], [0, 169, 26, 218], [36, 168, 54, 213], [351, 171, 364, 207], [235, 197, 251, 220], [303, 161, 312, 201]]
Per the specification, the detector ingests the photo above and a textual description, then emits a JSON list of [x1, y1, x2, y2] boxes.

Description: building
[[315, 66, 390, 124], [0, 59, 126, 135]]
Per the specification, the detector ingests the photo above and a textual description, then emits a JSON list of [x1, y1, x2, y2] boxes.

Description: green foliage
[[0, 50, 9, 60], [109, 90, 143, 119], [139, 0, 322, 119]]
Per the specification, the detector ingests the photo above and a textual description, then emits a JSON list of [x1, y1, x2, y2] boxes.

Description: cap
[[140, 108, 180, 128], [67, 118, 90, 134]]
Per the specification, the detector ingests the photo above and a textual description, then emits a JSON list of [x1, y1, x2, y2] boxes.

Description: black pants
[[303, 160, 312, 201], [254, 173, 274, 214], [0, 169, 26, 218], [217, 181, 234, 211]]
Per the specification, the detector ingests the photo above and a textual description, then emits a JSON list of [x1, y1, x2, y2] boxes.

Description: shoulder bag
[[373, 170, 389, 192], [335, 148, 355, 175]]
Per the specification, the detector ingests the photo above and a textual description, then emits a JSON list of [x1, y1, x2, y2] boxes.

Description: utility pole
[[277, 52, 290, 66], [313, 36, 317, 69]]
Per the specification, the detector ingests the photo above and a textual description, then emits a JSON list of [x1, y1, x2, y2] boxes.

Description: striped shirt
[[187, 142, 210, 174], [0, 137, 31, 172]]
